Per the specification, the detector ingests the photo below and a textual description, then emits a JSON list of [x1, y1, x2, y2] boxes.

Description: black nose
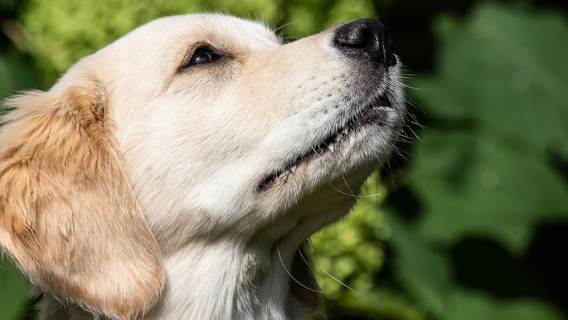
[[333, 19, 397, 68]]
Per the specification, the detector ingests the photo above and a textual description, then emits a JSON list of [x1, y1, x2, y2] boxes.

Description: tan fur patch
[[0, 79, 164, 320]]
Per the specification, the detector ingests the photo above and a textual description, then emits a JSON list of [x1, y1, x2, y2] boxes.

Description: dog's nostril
[[335, 25, 375, 48], [333, 18, 397, 68]]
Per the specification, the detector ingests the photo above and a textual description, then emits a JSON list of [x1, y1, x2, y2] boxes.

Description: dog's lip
[[257, 94, 392, 192]]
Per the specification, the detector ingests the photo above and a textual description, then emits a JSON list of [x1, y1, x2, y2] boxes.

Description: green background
[[1, 0, 567, 319]]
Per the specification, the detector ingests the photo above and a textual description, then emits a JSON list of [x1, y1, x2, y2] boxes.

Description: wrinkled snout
[[333, 19, 397, 68]]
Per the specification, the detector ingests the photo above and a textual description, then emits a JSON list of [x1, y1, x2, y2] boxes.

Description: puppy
[[0, 14, 404, 320]]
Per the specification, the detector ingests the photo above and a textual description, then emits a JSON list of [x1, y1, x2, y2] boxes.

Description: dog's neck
[[140, 176, 367, 320], [145, 201, 356, 320], [144, 238, 306, 320]]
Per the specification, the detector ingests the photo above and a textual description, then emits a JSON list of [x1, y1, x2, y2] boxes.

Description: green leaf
[[409, 4, 568, 253], [0, 260, 28, 320], [392, 8, 568, 317], [387, 215, 453, 316], [411, 131, 568, 253], [414, 4, 568, 158], [339, 289, 426, 320], [0, 51, 40, 100], [387, 212, 567, 320], [443, 289, 565, 320]]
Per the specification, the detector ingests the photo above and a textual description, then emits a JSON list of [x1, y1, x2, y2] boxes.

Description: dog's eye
[[186, 46, 221, 66]]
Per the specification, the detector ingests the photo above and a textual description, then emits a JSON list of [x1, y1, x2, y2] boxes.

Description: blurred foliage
[[412, 8, 568, 254], [0, 51, 38, 98], [386, 3, 568, 320], [1, 0, 567, 320], [0, 261, 29, 320]]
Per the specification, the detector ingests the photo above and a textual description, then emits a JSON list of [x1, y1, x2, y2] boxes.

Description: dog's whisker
[[341, 175, 355, 195], [277, 245, 322, 293], [275, 21, 297, 34], [332, 187, 384, 199], [402, 82, 425, 90], [297, 248, 357, 293]]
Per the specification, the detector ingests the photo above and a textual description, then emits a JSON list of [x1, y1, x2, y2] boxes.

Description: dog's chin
[[257, 90, 401, 199]]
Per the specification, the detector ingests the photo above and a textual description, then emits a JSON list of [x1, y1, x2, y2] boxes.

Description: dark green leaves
[[385, 4, 568, 319], [411, 3, 568, 254], [0, 261, 28, 320]]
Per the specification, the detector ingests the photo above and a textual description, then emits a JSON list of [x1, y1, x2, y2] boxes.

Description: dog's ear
[[0, 79, 164, 320]]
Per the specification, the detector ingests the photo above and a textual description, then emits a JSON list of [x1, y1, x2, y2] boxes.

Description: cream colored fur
[[0, 14, 404, 320]]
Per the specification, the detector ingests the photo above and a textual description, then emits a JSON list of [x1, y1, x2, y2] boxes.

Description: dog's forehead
[[201, 14, 282, 49], [137, 14, 281, 50]]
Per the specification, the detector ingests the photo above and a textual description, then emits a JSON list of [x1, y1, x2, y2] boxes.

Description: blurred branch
[[2, 20, 28, 51]]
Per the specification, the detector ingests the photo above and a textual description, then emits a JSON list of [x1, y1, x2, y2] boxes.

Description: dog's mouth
[[257, 93, 392, 192]]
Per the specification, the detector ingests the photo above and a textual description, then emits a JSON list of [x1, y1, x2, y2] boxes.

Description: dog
[[0, 14, 404, 320]]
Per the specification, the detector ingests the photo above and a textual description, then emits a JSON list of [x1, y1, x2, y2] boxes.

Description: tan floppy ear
[[0, 79, 164, 320]]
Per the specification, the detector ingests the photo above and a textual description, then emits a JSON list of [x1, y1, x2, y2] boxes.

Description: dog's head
[[0, 14, 404, 319]]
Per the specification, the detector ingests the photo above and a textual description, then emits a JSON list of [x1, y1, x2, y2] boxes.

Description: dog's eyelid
[[177, 43, 228, 72]]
